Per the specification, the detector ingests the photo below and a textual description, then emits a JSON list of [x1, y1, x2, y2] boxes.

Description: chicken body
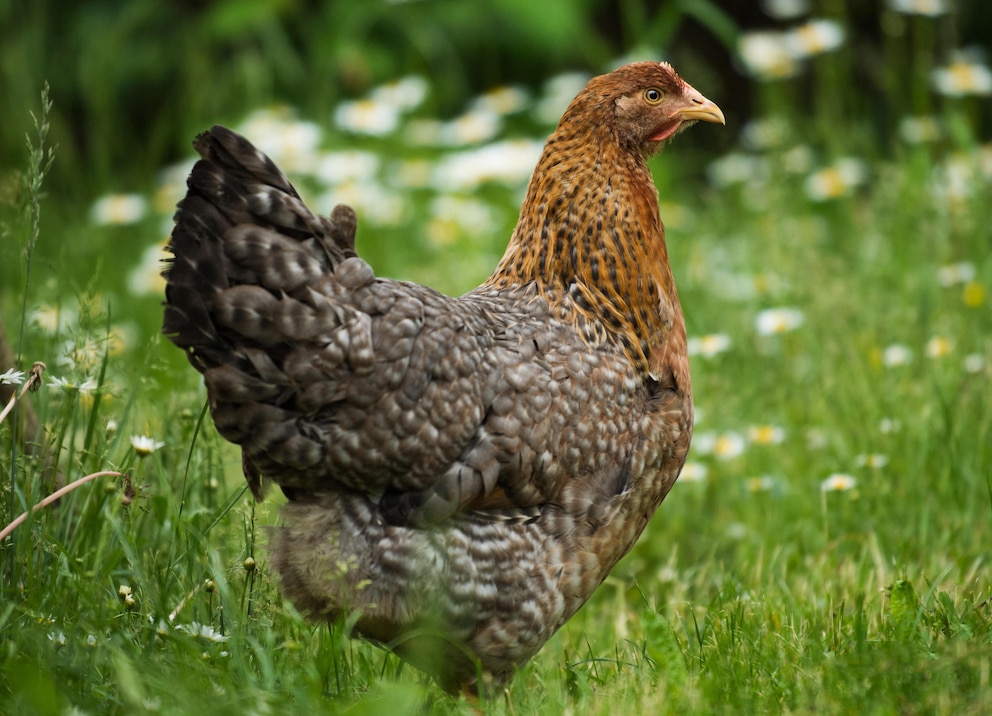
[[163, 62, 724, 694]]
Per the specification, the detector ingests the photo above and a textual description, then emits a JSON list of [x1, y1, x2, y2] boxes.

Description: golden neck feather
[[487, 122, 684, 378]]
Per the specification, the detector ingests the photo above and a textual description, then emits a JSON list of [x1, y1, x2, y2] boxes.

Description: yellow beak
[[678, 88, 726, 125]]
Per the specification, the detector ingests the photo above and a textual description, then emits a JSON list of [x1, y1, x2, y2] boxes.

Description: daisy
[[937, 262, 976, 286], [762, 0, 810, 20], [441, 108, 502, 146], [714, 431, 747, 460], [785, 19, 845, 59], [926, 336, 953, 358], [0, 368, 25, 385], [748, 424, 786, 445], [48, 376, 97, 393], [687, 333, 732, 359], [741, 117, 790, 150], [927, 336, 954, 358], [334, 99, 401, 137], [131, 435, 165, 457], [755, 307, 804, 335], [932, 53, 992, 97], [707, 153, 765, 188], [691, 431, 717, 455], [821, 473, 857, 491], [433, 139, 543, 191], [746, 475, 776, 492], [882, 344, 913, 367], [804, 158, 868, 201], [368, 75, 429, 112], [178, 622, 229, 643], [679, 462, 708, 482], [739, 31, 800, 80], [887, 0, 949, 16], [856, 454, 889, 468], [879, 418, 901, 434], [90, 194, 148, 226], [471, 85, 530, 116], [964, 354, 985, 373], [311, 150, 381, 186]]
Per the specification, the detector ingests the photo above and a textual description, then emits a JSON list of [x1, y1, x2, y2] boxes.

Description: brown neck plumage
[[487, 117, 686, 381]]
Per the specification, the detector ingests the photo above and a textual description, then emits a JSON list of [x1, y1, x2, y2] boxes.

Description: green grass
[[2, 3, 992, 714]]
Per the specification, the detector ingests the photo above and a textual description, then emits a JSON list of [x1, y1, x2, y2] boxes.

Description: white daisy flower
[[882, 344, 913, 367], [679, 461, 709, 482], [936, 262, 975, 287], [755, 307, 805, 335], [441, 108, 502, 146], [748, 425, 786, 445], [739, 31, 800, 80], [369, 75, 429, 111], [804, 158, 868, 201], [746, 475, 777, 492], [856, 454, 889, 469], [887, 0, 949, 16], [432, 139, 543, 191], [687, 334, 732, 359], [821, 473, 857, 491], [964, 353, 985, 373], [762, 0, 810, 19], [131, 435, 165, 457], [714, 431, 747, 460], [471, 85, 530, 116], [90, 194, 148, 226], [312, 150, 381, 186], [334, 99, 402, 137], [178, 622, 229, 643], [0, 368, 25, 385], [926, 336, 953, 358], [932, 53, 992, 97]]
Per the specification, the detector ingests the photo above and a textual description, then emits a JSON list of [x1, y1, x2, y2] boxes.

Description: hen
[[163, 61, 724, 695]]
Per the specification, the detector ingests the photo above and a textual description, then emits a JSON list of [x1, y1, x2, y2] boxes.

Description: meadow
[[1, 1, 990, 713]]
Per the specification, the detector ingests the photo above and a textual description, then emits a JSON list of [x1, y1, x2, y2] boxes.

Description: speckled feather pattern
[[163, 62, 712, 695]]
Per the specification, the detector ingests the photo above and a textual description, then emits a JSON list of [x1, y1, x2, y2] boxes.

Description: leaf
[[887, 578, 919, 627]]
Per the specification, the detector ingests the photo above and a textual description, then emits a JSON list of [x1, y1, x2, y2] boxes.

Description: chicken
[[162, 61, 724, 695]]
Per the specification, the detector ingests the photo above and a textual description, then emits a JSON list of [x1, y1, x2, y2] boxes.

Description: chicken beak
[[677, 88, 726, 125]]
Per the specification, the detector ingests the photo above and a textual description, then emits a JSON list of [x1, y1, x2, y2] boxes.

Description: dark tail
[[162, 125, 358, 372]]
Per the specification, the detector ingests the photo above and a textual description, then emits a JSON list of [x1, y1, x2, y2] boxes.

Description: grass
[[2, 3, 992, 714]]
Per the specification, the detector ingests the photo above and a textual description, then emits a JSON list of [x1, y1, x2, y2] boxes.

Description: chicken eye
[[644, 88, 664, 104]]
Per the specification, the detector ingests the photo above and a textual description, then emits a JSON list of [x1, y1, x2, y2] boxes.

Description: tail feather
[[163, 125, 358, 371]]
